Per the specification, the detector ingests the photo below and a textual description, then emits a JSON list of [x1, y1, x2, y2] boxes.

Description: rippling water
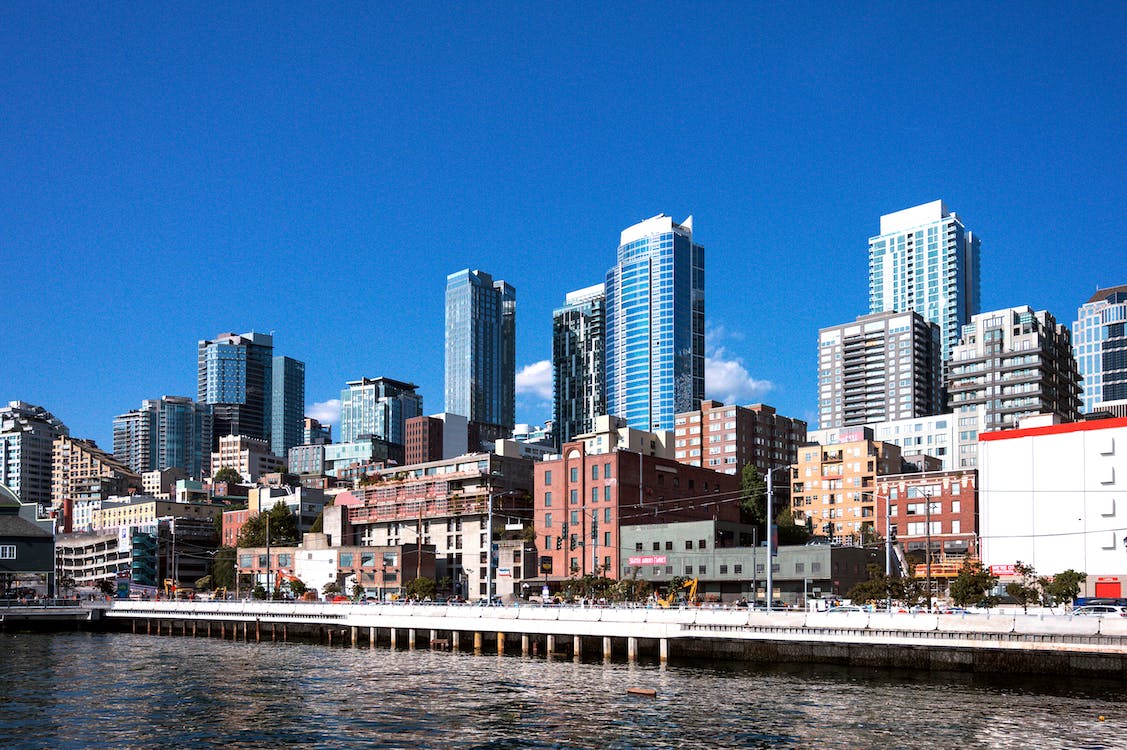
[[1, 632, 1125, 749]]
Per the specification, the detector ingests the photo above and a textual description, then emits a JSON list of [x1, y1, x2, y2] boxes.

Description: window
[[720, 565, 728, 574], [570, 490, 578, 505], [591, 487, 598, 503], [685, 540, 694, 550], [653, 542, 661, 551], [592, 465, 599, 480], [665, 541, 673, 550], [544, 470, 552, 485], [734, 564, 743, 575], [361, 552, 375, 567], [544, 492, 552, 507], [698, 539, 707, 550], [0, 545, 14, 560], [570, 467, 578, 482], [604, 462, 612, 478], [685, 565, 694, 575], [635, 542, 643, 551], [604, 485, 611, 501], [545, 513, 552, 528]]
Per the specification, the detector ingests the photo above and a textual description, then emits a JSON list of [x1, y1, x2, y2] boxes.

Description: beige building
[[674, 400, 807, 475], [92, 495, 226, 532], [210, 434, 285, 482], [52, 435, 140, 532], [791, 427, 904, 543], [142, 467, 187, 498], [568, 415, 672, 458]]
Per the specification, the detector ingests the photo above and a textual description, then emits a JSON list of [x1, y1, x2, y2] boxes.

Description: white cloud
[[306, 398, 341, 425], [706, 346, 773, 405], [515, 360, 553, 400]]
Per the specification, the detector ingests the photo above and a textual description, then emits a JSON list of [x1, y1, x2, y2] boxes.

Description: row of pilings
[[118, 616, 667, 662]]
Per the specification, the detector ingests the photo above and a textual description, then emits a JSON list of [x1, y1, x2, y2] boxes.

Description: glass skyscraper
[[271, 356, 305, 458], [605, 214, 704, 432], [444, 269, 516, 429], [113, 396, 213, 479], [198, 331, 274, 444], [868, 200, 981, 364], [552, 283, 605, 446], [339, 376, 422, 445], [1074, 284, 1127, 413]]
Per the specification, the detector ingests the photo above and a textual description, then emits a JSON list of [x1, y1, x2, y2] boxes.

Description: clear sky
[[2, 2, 1124, 450]]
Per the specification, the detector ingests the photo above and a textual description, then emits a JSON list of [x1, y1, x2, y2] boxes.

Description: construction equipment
[[658, 578, 699, 608]]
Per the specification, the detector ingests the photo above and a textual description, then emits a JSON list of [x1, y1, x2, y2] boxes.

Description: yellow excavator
[[658, 578, 699, 608]]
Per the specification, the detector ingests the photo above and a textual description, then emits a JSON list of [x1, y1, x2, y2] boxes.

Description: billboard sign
[[628, 555, 667, 566]]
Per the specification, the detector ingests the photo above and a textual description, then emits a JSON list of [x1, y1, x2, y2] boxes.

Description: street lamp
[[765, 465, 790, 613], [923, 489, 933, 611]]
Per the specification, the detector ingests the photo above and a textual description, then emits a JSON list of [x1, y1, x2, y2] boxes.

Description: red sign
[[990, 564, 1017, 576], [628, 555, 668, 566]]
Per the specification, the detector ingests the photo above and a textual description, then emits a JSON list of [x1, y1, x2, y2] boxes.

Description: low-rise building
[[0, 483, 55, 594]]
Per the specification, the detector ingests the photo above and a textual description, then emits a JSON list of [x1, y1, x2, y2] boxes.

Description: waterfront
[[1, 633, 1125, 749]]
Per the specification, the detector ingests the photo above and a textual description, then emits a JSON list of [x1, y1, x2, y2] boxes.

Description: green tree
[[404, 577, 437, 601], [58, 575, 76, 596], [775, 508, 811, 546], [237, 502, 299, 547], [211, 546, 236, 589], [899, 568, 926, 608], [96, 579, 116, 597], [322, 581, 342, 597], [739, 464, 768, 532], [949, 560, 998, 608], [846, 564, 896, 605], [1005, 561, 1042, 612], [212, 466, 243, 485], [1044, 569, 1086, 608], [351, 580, 366, 600]]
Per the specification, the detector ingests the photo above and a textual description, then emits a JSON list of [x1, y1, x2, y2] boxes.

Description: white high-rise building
[[869, 200, 981, 364], [1073, 284, 1127, 414]]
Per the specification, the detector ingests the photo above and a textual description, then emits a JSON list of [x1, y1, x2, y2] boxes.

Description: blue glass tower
[[271, 356, 305, 458], [444, 270, 516, 429], [605, 214, 705, 431], [197, 331, 274, 447], [1074, 284, 1127, 413]]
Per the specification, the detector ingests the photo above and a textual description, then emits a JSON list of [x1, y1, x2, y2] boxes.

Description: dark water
[[1, 632, 1124, 749]]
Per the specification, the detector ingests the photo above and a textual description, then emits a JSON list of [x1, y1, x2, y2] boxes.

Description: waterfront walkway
[[94, 600, 1127, 677]]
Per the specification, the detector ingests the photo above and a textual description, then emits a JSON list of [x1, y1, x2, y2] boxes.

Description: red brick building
[[674, 400, 807, 475], [877, 469, 978, 564], [534, 443, 741, 580]]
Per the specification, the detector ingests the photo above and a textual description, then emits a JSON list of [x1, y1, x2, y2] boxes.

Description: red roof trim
[[979, 416, 1127, 441]]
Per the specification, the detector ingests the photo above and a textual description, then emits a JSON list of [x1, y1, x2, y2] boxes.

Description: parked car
[[826, 605, 868, 613], [1071, 605, 1127, 617]]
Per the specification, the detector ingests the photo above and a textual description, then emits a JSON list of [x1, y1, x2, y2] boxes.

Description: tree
[[846, 564, 896, 605], [739, 464, 768, 532], [322, 581, 342, 596], [775, 508, 811, 546], [1005, 561, 1042, 613], [212, 466, 243, 485], [1044, 569, 1086, 608], [96, 579, 116, 597], [899, 568, 926, 608], [237, 502, 299, 548], [58, 574, 76, 596], [404, 577, 436, 601], [211, 547, 236, 590], [351, 580, 366, 600], [949, 560, 998, 608]]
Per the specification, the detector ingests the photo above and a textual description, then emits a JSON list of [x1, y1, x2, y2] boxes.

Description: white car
[[1071, 605, 1127, 617]]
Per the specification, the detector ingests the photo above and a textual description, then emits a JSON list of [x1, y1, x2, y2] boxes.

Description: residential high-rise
[[340, 377, 422, 445], [0, 401, 69, 508], [605, 214, 705, 432], [52, 435, 141, 532], [948, 306, 1082, 468], [1073, 284, 1127, 414], [444, 269, 516, 429], [552, 283, 606, 446], [674, 401, 807, 475], [112, 396, 213, 479], [271, 356, 305, 458], [817, 311, 943, 429], [198, 331, 275, 445], [302, 417, 332, 446], [869, 200, 981, 364]]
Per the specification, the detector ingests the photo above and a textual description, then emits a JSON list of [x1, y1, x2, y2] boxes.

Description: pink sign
[[990, 564, 1017, 576], [628, 555, 668, 566]]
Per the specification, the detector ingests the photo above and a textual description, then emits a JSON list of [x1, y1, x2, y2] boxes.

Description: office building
[[948, 306, 1082, 468], [112, 396, 213, 479], [339, 377, 422, 445], [674, 401, 807, 475], [810, 413, 959, 471], [817, 311, 943, 429], [868, 200, 981, 363], [303, 418, 332, 446], [1074, 284, 1127, 414], [404, 413, 469, 465], [552, 283, 606, 446], [210, 434, 285, 483], [271, 356, 305, 459], [605, 214, 704, 431], [444, 269, 516, 429], [0, 401, 69, 508], [198, 331, 275, 445]]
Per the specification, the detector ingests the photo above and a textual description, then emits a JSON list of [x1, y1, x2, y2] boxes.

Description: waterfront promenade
[[89, 600, 1127, 678]]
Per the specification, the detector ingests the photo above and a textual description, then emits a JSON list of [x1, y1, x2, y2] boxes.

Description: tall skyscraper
[[0, 401, 69, 508], [112, 396, 213, 479], [444, 269, 516, 429], [605, 214, 704, 431], [271, 356, 305, 458], [948, 306, 1081, 468], [817, 311, 943, 428], [1073, 284, 1127, 414], [198, 331, 275, 445], [339, 377, 422, 445], [552, 283, 606, 446], [869, 200, 981, 364]]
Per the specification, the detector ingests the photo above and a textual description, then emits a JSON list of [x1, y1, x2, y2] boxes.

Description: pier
[[83, 601, 1127, 678]]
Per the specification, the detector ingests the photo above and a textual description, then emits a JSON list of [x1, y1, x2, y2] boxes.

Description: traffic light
[[890, 527, 897, 542], [555, 536, 562, 550], [569, 535, 577, 550], [822, 522, 832, 535], [591, 519, 598, 539]]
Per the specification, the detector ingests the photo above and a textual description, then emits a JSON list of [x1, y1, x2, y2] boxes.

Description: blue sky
[[2, 3, 1124, 449]]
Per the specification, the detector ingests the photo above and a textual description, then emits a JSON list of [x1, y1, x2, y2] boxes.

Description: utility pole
[[924, 489, 933, 611], [591, 509, 598, 575], [485, 493, 494, 604], [766, 467, 775, 613], [265, 511, 271, 600], [885, 489, 893, 612]]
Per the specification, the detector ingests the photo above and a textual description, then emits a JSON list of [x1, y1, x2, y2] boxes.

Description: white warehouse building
[[979, 415, 1127, 598]]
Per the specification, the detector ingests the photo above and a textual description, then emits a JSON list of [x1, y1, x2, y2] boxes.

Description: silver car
[[1071, 605, 1127, 617]]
